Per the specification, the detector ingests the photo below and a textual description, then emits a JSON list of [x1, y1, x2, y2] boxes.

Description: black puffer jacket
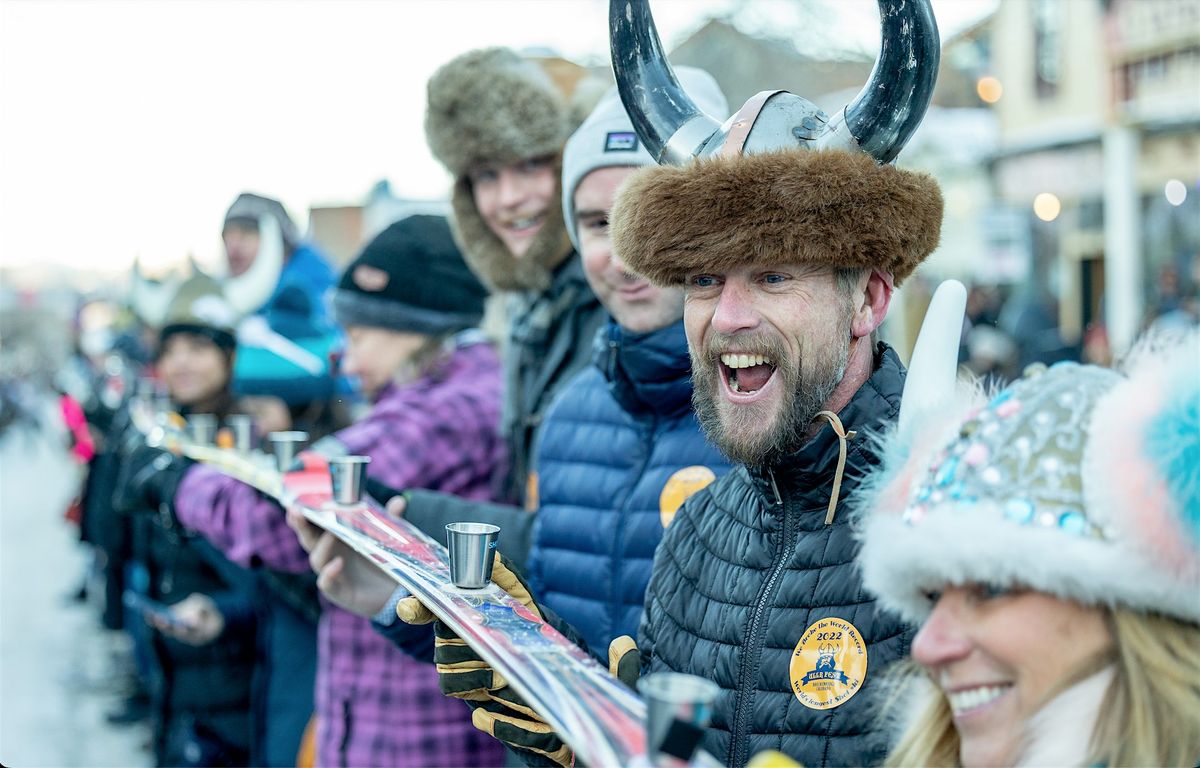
[[638, 344, 914, 768]]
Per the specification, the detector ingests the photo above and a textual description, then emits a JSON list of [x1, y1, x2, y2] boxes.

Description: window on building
[[1033, 0, 1062, 99]]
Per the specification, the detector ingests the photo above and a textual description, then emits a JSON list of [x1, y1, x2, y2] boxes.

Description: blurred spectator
[[959, 283, 1018, 383], [1145, 262, 1199, 336], [997, 286, 1078, 370], [111, 272, 258, 766], [219, 193, 344, 432], [965, 324, 1019, 384], [1081, 321, 1113, 367]]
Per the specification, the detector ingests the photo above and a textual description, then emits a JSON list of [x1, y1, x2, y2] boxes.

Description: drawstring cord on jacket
[[815, 411, 857, 525]]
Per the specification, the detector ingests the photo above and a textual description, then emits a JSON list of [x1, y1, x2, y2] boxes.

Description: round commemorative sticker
[[788, 617, 868, 710], [658, 466, 717, 528]]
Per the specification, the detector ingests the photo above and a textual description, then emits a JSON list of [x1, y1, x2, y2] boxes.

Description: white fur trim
[[1017, 666, 1113, 767], [858, 503, 1200, 624]]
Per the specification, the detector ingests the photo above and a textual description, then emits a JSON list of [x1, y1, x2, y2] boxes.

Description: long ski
[[131, 402, 648, 767]]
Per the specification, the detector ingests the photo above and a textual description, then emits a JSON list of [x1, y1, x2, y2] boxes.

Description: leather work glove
[[395, 554, 539, 700], [113, 444, 193, 515], [608, 635, 641, 690], [470, 694, 572, 768], [471, 630, 639, 767], [395, 556, 574, 767]]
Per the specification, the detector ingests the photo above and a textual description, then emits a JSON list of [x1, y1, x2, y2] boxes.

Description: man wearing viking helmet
[[132, 193, 341, 427], [605, 0, 945, 765]]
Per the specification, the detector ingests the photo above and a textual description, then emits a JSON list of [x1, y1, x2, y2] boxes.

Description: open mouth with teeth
[[501, 213, 545, 234], [947, 683, 1013, 719], [719, 353, 778, 396]]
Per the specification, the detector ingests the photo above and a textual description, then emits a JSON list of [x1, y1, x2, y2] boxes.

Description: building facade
[[987, 0, 1200, 353]]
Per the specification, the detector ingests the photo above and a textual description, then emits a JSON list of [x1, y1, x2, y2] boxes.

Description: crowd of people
[[54, 4, 1199, 768]]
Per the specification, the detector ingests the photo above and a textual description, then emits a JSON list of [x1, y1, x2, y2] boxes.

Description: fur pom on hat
[[855, 330, 1200, 625], [425, 47, 569, 179], [610, 149, 942, 286], [332, 215, 486, 336]]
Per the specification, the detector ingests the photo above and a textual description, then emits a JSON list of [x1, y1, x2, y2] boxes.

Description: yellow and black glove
[[395, 554, 535, 700], [475, 635, 638, 766], [395, 554, 574, 766], [607, 635, 640, 690], [470, 692, 573, 768]]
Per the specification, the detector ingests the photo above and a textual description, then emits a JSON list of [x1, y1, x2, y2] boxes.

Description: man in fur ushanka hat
[[407, 46, 607, 520], [604, 1, 945, 766]]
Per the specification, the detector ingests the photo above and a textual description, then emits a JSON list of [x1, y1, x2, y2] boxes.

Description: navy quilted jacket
[[527, 319, 731, 661], [639, 344, 915, 768]]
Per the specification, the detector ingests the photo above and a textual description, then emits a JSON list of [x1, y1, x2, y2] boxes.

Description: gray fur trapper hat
[[424, 47, 605, 292], [425, 47, 573, 179], [561, 67, 728, 254]]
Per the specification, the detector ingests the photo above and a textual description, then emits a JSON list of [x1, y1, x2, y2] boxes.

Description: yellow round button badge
[[658, 466, 717, 528], [789, 617, 868, 710]]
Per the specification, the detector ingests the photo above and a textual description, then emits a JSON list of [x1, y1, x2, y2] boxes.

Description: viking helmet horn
[[129, 257, 181, 327], [223, 213, 284, 317], [609, 0, 722, 164], [610, 0, 939, 164], [837, 0, 941, 162], [898, 280, 967, 437]]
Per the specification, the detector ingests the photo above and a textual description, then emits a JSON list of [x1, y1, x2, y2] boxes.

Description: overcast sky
[[0, 0, 994, 278]]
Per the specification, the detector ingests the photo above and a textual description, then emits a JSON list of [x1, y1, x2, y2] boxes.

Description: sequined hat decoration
[[856, 330, 1200, 625]]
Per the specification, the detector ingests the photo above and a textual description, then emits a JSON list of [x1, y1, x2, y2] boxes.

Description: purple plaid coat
[[176, 340, 507, 767]]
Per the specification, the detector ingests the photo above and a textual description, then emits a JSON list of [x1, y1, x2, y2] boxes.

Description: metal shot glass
[[445, 523, 500, 589], [268, 431, 309, 471], [188, 414, 217, 445], [637, 672, 720, 758], [227, 415, 255, 453], [329, 456, 371, 505]]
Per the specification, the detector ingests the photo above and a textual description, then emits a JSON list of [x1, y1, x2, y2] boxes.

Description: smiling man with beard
[[687, 262, 861, 467], [602, 1, 946, 765], [380, 49, 609, 563]]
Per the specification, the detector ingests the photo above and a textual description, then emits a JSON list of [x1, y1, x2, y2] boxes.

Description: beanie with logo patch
[[332, 215, 487, 336], [561, 67, 728, 253]]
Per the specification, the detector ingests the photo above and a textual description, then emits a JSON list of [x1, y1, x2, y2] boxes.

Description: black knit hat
[[332, 215, 488, 335]]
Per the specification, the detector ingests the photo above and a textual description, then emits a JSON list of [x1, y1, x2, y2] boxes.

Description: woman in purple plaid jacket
[[170, 216, 508, 767]]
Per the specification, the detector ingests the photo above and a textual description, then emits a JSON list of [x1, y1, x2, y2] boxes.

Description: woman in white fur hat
[[855, 328, 1200, 767]]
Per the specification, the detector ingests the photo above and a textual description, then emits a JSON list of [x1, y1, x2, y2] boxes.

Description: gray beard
[[691, 335, 850, 467]]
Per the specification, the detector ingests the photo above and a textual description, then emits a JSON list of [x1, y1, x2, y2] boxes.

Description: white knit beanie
[[560, 67, 727, 252]]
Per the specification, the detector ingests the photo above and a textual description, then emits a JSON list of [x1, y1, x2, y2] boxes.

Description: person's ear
[[850, 269, 894, 339]]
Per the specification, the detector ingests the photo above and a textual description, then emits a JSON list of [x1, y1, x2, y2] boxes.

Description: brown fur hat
[[424, 48, 603, 292], [425, 47, 569, 179], [610, 149, 943, 287]]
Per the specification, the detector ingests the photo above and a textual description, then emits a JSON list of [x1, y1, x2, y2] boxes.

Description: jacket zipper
[[729, 469, 791, 768], [610, 416, 655, 646]]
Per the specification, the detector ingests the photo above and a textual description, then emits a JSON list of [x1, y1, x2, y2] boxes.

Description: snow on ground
[[0, 406, 152, 767]]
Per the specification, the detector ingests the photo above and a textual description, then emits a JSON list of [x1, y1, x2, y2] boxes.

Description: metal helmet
[[609, 0, 939, 165]]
